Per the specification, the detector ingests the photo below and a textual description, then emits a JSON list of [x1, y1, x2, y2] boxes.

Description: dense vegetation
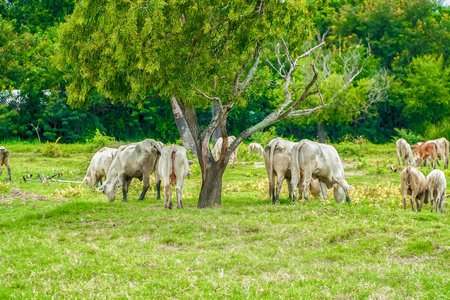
[[1, 0, 450, 144]]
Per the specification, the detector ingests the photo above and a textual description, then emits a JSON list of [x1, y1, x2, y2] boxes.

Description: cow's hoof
[[177, 205, 183, 209], [137, 199, 143, 201], [122, 200, 127, 202]]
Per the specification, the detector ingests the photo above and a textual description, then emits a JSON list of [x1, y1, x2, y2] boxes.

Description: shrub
[[250, 127, 278, 147], [40, 137, 69, 158], [86, 129, 116, 150], [392, 128, 423, 145], [424, 119, 450, 140]]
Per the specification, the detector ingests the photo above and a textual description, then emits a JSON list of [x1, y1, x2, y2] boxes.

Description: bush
[[250, 127, 278, 147], [335, 142, 360, 156], [424, 119, 450, 140], [392, 128, 423, 145], [86, 129, 116, 151], [40, 137, 69, 158]]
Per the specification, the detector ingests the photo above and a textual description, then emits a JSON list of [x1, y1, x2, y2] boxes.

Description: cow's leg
[[122, 177, 132, 202], [269, 171, 275, 203], [138, 175, 150, 201], [320, 182, 327, 200], [418, 192, 426, 212], [290, 175, 299, 203], [274, 173, 286, 205], [430, 190, 435, 213], [155, 170, 161, 200], [301, 173, 312, 203], [402, 190, 408, 210], [164, 183, 173, 209], [5, 161, 11, 182], [176, 178, 185, 209], [335, 178, 351, 204], [287, 179, 293, 200], [411, 191, 418, 212]]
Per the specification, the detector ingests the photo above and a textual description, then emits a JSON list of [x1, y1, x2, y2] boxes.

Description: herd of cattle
[[0, 136, 448, 213]]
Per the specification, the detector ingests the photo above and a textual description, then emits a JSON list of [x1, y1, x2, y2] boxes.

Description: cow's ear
[[97, 185, 105, 192], [153, 145, 162, 154], [188, 160, 194, 166]]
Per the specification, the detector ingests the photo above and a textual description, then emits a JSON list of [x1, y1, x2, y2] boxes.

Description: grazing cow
[[212, 136, 239, 168], [264, 138, 295, 204], [0, 146, 11, 181], [98, 139, 161, 202], [396, 138, 415, 166], [158, 145, 194, 209], [422, 138, 449, 169], [290, 139, 352, 204], [82, 147, 117, 191], [412, 142, 438, 168], [427, 169, 447, 213], [400, 166, 428, 212], [248, 142, 264, 156]]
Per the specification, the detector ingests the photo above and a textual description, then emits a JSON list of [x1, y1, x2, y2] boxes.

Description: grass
[[0, 141, 449, 299]]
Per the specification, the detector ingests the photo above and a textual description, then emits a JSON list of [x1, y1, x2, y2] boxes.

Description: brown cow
[[420, 138, 449, 169], [412, 142, 438, 168], [401, 166, 428, 212], [0, 146, 11, 181]]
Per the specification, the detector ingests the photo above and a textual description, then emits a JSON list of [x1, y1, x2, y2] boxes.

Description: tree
[[58, 0, 338, 208]]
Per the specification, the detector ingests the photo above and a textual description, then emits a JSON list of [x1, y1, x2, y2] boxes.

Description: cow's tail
[[405, 167, 412, 186], [268, 139, 279, 198], [446, 139, 450, 168], [169, 147, 177, 187]]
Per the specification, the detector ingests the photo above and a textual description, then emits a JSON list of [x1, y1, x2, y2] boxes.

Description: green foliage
[[424, 119, 450, 140], [249, 127, 278, 147], [85, 129, 115, 150], [392, 128, 423, 145], [39, 137, 68, 158]]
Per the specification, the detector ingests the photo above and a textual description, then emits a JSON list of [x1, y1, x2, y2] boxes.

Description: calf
[[423, 138, 449, 169], [263, 138, 295, 204], [412, 142, 438, 168], [0, 146, 11, 181], [98, 139, 161, 202], [212, 136, 239, 168], [426, 169, 447, 213], [396, 138, 415, 166], [82, 147, 117, 191], [158, 145, 194, 209], [248, 142, 264, 156], [290, 139, 352, 204], [401, 166, 428, 212]]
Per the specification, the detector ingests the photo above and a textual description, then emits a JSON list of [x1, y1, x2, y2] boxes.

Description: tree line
[[1, 0, 450, 145]]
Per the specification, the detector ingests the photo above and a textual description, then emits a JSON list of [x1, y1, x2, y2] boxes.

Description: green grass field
[[0, 141, 449, 299]]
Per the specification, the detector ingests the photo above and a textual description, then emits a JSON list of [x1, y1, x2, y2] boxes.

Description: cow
[[248, 142, 264, 156], [264, 138, 295, 204], [412, 142, 438, 168], [290, 139, 352, 204], [0, 146, 11, 182], [419, 138, 449, 169], [396, 138, 415, 166], [400, 166, 428, 212], [158, 145, 194, 209], [98, 139, 161, 202], [426, 169, 447, 213], [82, 147, 117, 191], [212, 136, 239, 168]]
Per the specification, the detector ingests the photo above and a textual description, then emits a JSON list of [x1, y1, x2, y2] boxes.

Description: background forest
[[1, 0, 450, 144]]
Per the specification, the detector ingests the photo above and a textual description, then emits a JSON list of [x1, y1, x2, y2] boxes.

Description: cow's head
[[97, 179, 119, 202]]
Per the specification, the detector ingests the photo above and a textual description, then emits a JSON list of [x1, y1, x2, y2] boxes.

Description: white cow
[[396, 138, 415, 166], [98, 139, 161, 202], [290, 139, 352, 204], [212, 136, 239, 168], [401, 166, 428, 212], [263, 138, 295, 204], [0, 146, 11, 182], [82, 147, 117, 191], [427, 169, 447, 213], [248, 142, 264, 156], [158, 145, 194, 209]]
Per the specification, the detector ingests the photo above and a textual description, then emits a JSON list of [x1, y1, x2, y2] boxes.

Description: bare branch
[[287, 104, 327, 118], [233, 53, 252, 93]]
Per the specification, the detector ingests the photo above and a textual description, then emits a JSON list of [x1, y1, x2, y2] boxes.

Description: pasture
[[0, 141, 449, 299]]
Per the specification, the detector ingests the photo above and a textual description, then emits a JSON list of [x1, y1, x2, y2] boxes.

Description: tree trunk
[[197, 161, 226, 208], [171, 97, 197, 154], [211, 104, 222, 147], [317, 122, 326, 143]]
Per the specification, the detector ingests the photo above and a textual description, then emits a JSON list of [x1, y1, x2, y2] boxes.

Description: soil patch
[[0, 188, 48, 201]]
